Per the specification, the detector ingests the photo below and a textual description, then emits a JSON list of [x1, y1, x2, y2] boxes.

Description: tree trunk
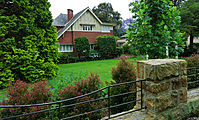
[[189, 33, 194, 49]]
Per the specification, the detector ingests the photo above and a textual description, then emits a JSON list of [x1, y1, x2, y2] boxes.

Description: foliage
[[110, 57, 137, 114], [127, 0, 185, 59], [115, 47, 124, 57], [96, 35, 117, 59], [0, 80, 52, 119], [186, 54, 199, 89], [92, 2, 122, 37], [122, 43, 131, 54], [58, 53, 78, 64], [58, 73, 106, 119], [180, 0, 199, 49], [0, 0, 59, 87], [180, 43, 199, 57], [170, 0, 185, 6], [74, 36, 90, 58]]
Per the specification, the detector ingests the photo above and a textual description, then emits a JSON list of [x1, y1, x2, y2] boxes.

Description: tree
[[74, 36, 90, 58], [171, 0, 185, 6], [117, 18, 136, 36], [92, 3, 122, 37], [0, 0, 58, 88], [180, 0, 199, 49], [127, 0, 185, 59]]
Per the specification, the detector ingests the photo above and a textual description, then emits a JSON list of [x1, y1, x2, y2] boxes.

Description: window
[[90, 44, 95, 50], [58, 45, 73, 52], [102, 26, 112, 32], [83, 25, 92, 31]]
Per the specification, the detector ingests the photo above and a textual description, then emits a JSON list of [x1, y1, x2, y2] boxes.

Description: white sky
[[48, 0, 135, 20]]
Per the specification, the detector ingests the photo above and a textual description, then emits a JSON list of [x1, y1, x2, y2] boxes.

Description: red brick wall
[[58, 30, 113, 44], [56, 27, 63, 32]]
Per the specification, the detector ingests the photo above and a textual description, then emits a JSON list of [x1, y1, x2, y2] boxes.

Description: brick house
[[52, 7, 115, 53]]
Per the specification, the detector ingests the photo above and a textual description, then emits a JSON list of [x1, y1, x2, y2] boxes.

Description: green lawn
[[48, 58, 139, 88], [0, 57, 142, 102]]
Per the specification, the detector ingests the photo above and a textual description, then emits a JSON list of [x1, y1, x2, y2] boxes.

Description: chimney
[[67, 9, 73, 22]]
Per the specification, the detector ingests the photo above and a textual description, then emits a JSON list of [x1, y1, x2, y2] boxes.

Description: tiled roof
[[57, 7, 89, 37], [52, 13, 68, 26]]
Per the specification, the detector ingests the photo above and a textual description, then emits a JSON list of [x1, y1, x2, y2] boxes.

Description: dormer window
[[83, 25, 92, 31]]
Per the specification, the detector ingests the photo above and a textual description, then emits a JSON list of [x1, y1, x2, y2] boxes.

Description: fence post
[[136, 59, 187, 119], [108, 86, 111, 119], [58, 103, 61, 120]]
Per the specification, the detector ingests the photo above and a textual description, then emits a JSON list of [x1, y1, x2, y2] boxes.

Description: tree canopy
[[117, 18, 136, 36], [127, 0, 185, 59], [180, 0, 199, 49], [92, 3, 122, 37], [0, 0, 58, 88]]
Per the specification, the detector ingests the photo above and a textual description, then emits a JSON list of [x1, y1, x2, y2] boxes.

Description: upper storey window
[[83, 25, 92, 31]]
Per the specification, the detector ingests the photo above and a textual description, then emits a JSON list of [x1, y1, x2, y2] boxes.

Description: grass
[[0, 56, 143, 102], [48, 58, 139, 88]]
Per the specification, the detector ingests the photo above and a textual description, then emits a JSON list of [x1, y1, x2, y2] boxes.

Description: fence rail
[[187, 67, 199, 89], [0, 79, 146, 120]]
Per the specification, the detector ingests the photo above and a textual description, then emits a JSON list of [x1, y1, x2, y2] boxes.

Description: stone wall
[[136, 59, 187, 114]]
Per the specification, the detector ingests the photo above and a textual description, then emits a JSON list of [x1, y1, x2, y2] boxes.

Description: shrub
[[115, 47, 124, 57], [75, 36, 90, 58], [0, 80, 52, 119], [186, 54, 199, 89], [122, 43, 131, 54], [110, 57, 137, 114], [96, 35, 117, 59], [58, 73, 106, 119]]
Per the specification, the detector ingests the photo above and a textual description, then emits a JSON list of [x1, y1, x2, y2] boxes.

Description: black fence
[[187, 67, 199, 89], [0, 79, 146, 120]]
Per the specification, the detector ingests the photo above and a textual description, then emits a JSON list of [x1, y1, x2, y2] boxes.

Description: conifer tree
[[0, 0, 58, 88]]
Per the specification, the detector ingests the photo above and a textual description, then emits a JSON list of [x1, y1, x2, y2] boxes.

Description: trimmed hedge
[[75, 36, 90, 58], [96, 35, 117, 59]]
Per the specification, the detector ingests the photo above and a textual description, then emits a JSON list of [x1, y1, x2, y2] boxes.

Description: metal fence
[[0, 79, 146, 120], [187, 67, 199, 89]]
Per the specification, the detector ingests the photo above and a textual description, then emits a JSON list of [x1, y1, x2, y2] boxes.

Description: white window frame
[[102, 26, 112, 32], [83, 25, 92, 31], [58, 45, 73, 52]]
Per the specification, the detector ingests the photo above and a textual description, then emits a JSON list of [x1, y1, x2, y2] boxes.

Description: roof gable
[[57, 7, 105, 38]]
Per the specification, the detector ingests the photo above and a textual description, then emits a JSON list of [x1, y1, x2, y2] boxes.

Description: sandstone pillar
[[136, 59, 187, 119]]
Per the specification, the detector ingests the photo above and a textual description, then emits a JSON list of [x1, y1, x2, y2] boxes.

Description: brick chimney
[[67, 9, 73, 22]]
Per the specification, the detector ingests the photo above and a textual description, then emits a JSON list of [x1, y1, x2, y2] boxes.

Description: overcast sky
[[48, 0, 135, 20]]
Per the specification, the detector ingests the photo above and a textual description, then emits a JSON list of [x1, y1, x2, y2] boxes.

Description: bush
[[186, 54, 199, 89], [122, 43, 131, 54], [115, 47, 124, 57], [110, 57, 137, 114], [75, 36, 90, 58], [0, 80, 52, 119], [96, 35, 117, 59], [58, 53, 78, 64], [58, 73, 106, 119]]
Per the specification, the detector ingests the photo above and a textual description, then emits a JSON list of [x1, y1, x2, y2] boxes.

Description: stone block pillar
[[136, 59, 187, 116]]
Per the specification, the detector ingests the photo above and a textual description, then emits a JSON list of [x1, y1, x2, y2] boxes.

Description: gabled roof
[[52, 13, 68, 26], [57, 7, 105, 38]]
